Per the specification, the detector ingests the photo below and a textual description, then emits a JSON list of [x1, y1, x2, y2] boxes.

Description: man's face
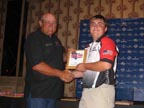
[[39, 14, 57, 36], [89, 18, 107, 41]]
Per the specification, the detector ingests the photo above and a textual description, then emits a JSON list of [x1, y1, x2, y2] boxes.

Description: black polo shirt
[[24, 29, 65, 98]]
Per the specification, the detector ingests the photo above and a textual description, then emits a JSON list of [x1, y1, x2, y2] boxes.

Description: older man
[[24, 12, 73, 108]]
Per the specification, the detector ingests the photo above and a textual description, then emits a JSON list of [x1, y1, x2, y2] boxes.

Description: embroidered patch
[[45, 43, 52, 46], [103, 50, 113, 55]]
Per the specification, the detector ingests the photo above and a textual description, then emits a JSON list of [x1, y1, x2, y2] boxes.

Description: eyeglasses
[[90, 22, 106, 28]]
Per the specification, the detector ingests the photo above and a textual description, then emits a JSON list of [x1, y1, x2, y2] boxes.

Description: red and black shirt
[[82, 36, 119, 88]]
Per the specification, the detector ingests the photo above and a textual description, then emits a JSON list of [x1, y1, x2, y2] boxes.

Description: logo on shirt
[[103, 50, 113, 55], [45, 43, 52, 46], [91, 46, 97, 51], [55, 41, 60, 46]]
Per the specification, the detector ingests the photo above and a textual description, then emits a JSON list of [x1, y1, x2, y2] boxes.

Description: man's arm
[[75, 61, 112, 72], [72, 70, 84, 78], [32, 62, 74, 82]]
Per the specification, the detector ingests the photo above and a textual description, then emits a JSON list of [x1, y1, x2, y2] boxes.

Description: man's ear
[[39, 20, 42, 27], [105, 26, 108, 32]]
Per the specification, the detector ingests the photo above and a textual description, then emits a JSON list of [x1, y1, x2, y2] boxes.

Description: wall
[[0, 0, 144, 97], [25, 0, 144, 48]]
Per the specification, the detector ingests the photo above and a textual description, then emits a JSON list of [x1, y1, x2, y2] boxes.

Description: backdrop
[[77, 18, 144, 101]]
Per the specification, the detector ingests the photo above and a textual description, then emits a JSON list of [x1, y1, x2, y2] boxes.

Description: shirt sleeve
[[100, 37, 118, 63], [25, 35, 43, 67]]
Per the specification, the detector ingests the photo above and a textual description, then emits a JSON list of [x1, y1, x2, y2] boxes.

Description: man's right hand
[[72, 70, 83, 78], [59, 70, 74, 82]]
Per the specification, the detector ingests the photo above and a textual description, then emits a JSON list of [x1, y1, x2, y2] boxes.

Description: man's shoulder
[[101, 36, 115, 43], [26, 30, 41, 40], [100, 36, 116, 46], [28, 30, 40, 36]]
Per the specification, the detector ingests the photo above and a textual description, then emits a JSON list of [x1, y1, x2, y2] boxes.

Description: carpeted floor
[[0, 97, 144, 108]]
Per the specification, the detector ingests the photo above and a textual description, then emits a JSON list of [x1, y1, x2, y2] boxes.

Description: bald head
[[40, 13, 57, 22]]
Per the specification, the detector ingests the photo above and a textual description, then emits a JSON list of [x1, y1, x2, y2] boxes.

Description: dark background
[[1, 0, 28, 76]]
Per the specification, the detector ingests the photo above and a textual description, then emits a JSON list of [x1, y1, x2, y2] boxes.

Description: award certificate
[[66, 50, 87, 69]]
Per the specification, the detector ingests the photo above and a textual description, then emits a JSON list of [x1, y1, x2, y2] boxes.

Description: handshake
[[59, 69, 84, 83], [59, 48, 86, 82]]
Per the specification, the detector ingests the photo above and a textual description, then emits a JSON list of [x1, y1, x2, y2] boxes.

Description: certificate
[[66, 50, 87, 69]]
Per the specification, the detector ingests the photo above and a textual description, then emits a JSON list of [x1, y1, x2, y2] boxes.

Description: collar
[[95, 34, 105, 42]]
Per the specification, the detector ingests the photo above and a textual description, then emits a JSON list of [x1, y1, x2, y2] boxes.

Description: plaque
[[66, 50, 87, 69]]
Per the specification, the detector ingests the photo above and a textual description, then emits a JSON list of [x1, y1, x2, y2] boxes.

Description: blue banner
[[77, 18, 144, 101]]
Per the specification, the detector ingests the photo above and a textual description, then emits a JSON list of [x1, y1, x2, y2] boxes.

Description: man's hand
[[72, 70, 83, 78], [60, 70, 74, 82], [75, 63, 86, 72]]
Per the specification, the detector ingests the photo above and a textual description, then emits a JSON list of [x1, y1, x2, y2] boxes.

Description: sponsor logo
[[71, 52, 83, 59]]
